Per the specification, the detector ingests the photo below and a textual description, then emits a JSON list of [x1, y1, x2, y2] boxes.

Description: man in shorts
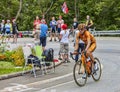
[[49, 17, 57, 41]]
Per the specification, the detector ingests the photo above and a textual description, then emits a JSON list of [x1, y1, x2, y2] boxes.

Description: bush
[[107, 25, 118, 30], [0, 54, 6, 61], [4, 51, 14, 61], [0, 61, 31, 75], [11, 46, 24, 66]]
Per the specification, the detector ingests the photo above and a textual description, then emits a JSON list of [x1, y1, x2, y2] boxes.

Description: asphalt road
[[0, 37, 120, 92]]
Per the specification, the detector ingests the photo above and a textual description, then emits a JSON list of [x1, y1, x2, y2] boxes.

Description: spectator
[[49, 17, 57, 42], [85, 15, 94, 31], [59, 24, 70, 63], [0, 20, 5, 42], [57, 15, 64, 41], [12, 18, 18, 43], [33, 16, 41, 40], [0, 20, 5, 34], [39, 19, 48, 51], [41, 14, 46, 24], [74, 30, 84, 62], [5, 20, 12, 42], [72, 18, 79, 42]]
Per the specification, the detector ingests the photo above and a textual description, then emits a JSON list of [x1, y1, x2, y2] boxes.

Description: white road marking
[[26, 72, 73, 86], [35, 80, 74, 92], [0, 73, 73, 92], [0, 83, 34, 92]]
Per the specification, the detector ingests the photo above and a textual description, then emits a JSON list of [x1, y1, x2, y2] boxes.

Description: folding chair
[[34, 45, 47, 75], [22, 46, 41, 77]]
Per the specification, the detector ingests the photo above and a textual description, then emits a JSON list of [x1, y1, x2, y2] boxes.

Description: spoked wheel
[[92, 57, 102, 81], [73, 61, 87, 87]]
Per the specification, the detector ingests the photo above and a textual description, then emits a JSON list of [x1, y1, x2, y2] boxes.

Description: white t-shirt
[[60, 30, 69, 43]]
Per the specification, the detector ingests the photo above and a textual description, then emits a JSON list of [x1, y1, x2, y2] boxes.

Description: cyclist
[[73, 23, 98, 71]]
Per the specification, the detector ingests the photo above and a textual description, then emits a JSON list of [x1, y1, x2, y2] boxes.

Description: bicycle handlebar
[[70, 52, 81, 60]]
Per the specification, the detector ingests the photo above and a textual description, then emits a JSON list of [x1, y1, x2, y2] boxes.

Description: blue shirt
[[5, 23, 11, 32], [40, 24, 48, 37], [50, 20, 57, 29]]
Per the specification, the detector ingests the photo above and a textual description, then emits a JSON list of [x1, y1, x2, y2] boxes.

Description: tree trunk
[[44, 0, 54, 15], [75, 0, 77, 18], [15, 0, 22, 20]]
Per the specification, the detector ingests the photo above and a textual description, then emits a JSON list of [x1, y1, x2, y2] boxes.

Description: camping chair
[[34, 45, 47, 75], [22, 45, 41, 77]]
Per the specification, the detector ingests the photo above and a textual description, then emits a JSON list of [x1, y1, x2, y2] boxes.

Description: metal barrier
[[1, 30, 120, 37], [18, 31, 33, 37], [18, 31, 51, 37], [90, 29, 120, 36]]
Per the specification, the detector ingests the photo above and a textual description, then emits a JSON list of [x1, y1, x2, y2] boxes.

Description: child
[[59, 24, 70, 63]]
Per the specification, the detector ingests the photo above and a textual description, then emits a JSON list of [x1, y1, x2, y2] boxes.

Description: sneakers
[[49, 39, 52, 42], [82, 73, 87, 79], [66, 59, 70, 63], [58, 57, 62, 60]]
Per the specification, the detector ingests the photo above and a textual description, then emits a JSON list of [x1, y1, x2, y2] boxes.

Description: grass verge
[[0, 61, 31, 75]]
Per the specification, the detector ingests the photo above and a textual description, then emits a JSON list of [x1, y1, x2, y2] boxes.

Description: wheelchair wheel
[[73, 60, 87, 87], [92, 57, 102, 81]]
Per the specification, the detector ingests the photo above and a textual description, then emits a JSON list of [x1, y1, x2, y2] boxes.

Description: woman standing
[[5, 20, 12, 43], [12, 19, 18, 43]]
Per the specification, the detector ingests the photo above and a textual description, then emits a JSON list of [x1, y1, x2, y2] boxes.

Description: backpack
[[43, 48, 54, 66], [43, 48, 54, 61]]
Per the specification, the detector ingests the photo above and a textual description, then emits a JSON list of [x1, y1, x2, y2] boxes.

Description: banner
[[62, 2, 69, 14]]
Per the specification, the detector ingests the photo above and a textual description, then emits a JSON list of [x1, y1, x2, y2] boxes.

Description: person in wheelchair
[[73, 23, 98, 71]]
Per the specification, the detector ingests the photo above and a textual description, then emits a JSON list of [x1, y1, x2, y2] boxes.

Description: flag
[[62, 2, 69, 14]]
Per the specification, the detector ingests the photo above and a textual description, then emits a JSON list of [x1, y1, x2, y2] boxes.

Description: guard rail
[[91, 30, 120, 36]]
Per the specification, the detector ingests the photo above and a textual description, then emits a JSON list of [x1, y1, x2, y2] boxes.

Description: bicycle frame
[[70, 52, 92, 75]]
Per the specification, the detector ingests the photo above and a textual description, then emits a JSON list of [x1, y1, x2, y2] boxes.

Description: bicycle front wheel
[[73, 61, 87, 87], [92, 57, 102, 81]]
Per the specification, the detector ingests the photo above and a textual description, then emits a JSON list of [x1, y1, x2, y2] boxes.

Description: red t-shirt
[[33, 20, 41, 31]]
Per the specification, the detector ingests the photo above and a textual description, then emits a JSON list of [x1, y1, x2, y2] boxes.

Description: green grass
[[0, 61, 31, 75]]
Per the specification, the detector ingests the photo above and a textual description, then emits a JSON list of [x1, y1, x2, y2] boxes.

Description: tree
[[0, 0, 120, 30]]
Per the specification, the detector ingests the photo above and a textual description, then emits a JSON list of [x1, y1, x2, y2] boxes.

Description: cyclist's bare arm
[[85, 33, 91, 51]]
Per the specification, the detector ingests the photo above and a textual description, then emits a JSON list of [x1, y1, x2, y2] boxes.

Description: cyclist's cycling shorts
[[88, 42, 96, 52]]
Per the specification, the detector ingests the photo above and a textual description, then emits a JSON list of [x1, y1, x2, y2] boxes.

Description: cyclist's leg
[[86, 43, 96, 62], [75, 43, 81, 62], [86, 43, 98, 71]]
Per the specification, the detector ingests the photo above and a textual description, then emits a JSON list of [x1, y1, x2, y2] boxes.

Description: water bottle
[[86, 57, 91, 74], [86, 57, 91, 62]]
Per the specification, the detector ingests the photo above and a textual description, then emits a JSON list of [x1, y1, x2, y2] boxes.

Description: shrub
[[4, 51, 14, 61], [107, 25, 118, 30], [0, 54, 6, 61], [11, 46, 24, 66]]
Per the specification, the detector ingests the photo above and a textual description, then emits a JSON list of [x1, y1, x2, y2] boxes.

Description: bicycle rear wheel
[[73, 61, 87, 87], [92, 57, 102, 81]]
